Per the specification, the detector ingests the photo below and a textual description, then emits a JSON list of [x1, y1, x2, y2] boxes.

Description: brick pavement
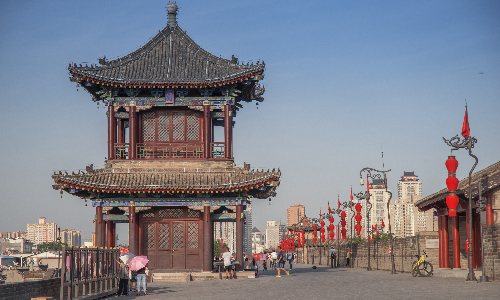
[[109, 264, 500, 300]]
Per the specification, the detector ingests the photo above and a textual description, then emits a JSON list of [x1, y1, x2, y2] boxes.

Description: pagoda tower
[[52, 2, 280, 272]]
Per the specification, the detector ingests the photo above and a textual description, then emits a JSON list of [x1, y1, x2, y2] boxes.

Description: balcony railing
[[136, 142, 205, 159], [114, 143, 129, 159], [211, 142, 225, 158]]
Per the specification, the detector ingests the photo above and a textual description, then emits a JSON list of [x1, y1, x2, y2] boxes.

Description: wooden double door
[[139, 208, 203, 271]]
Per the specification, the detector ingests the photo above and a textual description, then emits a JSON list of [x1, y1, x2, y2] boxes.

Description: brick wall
[[0, 278, 60, 300], [482, 224, 500, 281]]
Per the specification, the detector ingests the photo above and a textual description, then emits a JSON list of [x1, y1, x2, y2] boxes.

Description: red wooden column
[[129, 106, 137, 160], [96, 206, 103, 247], [101, 217, 106, 248], [106, 220, 113, 248], [224, 105, 232, 159], [452, 216, 461, 269], [486, 191, 494, 225], [438, 214, 443, 268], [108, 105, 117, 160], [235, 204, 243, 271], [135, 211, 140, 255], [203, 104, 211, 159], [129, 203, 137, 254], [442, 215, 450, 268], [111, 222, 116, 248], [203, 204, 212, 272]]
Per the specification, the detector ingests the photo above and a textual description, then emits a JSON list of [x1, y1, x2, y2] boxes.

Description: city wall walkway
[[110, 263, 499, 300]]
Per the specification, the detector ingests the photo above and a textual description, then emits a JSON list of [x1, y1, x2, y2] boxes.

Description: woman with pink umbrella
[[129, 256, 149, 296]]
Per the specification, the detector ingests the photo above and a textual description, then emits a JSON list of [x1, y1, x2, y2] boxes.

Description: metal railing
[[60, 247, 119, 300]]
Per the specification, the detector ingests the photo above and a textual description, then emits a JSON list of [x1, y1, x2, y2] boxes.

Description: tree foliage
[[36, 242, 68, 253], [213, 240, 228, 257]]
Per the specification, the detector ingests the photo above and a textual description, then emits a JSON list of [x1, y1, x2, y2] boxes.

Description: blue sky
[[1, 0, 499, 242]]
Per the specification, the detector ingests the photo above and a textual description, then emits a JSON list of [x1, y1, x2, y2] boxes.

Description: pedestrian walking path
[[110, 264, 500, 300]]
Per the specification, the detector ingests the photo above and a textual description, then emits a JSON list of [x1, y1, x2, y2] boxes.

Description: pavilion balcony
[[111, 142, 227, 160]]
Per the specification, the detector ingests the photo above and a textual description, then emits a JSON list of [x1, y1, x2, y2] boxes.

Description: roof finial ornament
[[166, 2, 178, 27]]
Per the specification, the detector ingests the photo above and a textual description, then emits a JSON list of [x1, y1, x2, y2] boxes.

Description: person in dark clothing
[[116, 261, 129, 296], [275, 246, 289, 277]]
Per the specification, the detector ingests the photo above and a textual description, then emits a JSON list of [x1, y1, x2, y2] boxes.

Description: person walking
[[329, 246, 337, 268], [275, 246, 289, 277], [222, 247, 235, 279], [116, 260, 129, 296], [287, 252, 293, 270], [346, 247, 351, 267], [271, 249, 277, 270], [136, 265, 149, 296]]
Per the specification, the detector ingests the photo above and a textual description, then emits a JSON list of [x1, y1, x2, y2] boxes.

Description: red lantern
[[301, 230, 305, 235], [446, 195, 459, 216], [329, 217, 334, 223], [445, 155, 458, 173], [302, 235, 305, 240], [446, 176, 459, 191], [340, 211, 346, 218], [329, 224, 334, 231], [329, 231, 334, 240], [355, 214, 362, 222], [313, 231, 317, 237], [321, 234, 325, 242], [355, 224, 362, 232], [320, 228, 325, 234], [313, 224, 317, 231], [320, 221, 325, 228], [341, 220, 347, 227], [377, 232, 380, 235], [355, 204, 362, 212], [313, 237, 317, 244], [301, 240, 305, 247]]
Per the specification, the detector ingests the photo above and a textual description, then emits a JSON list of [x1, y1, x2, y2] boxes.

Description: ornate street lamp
[[443, 132, 477, 281], [356, 167, 393, 272]]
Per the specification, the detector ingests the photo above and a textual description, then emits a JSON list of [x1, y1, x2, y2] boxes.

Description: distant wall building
[[0, 238, 33, 254], [243, 203, 253, 255], [287, 203, 305, 227], [27, 217, 57, 245], [265, 220, 286, 250]]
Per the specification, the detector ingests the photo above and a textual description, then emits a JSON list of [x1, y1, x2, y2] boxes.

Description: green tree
[[213, 240, 228, 257], [37, 242, 68, 253]]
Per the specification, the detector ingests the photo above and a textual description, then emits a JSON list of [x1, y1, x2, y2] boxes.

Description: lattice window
[[157, 111, 170, 141], [159, 208, 184, 218], [143, 210, 154, 218], [172, 112, 184, 141], [145, 223, 155, 249], [187, 210, 201, 218], [172, 223, 184, 248], [187, 223, 199, 248], [143, 112, 155, 142], [158, 223, 169, 249], [186, 111, 200, 141]]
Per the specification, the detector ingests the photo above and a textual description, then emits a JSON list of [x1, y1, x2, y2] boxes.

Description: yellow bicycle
[[412, 250, 433, 277]]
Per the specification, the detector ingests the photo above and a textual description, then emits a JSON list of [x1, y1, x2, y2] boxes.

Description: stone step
[[151, 271, 256, 282]]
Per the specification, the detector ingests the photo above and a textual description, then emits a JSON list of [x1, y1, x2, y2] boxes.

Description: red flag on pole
[[338, 195, 341, 209], [328, 202, 331, 213], [350, 187, 353, 202], [462, 104, 470, 137], [367, 175, 370, 193]]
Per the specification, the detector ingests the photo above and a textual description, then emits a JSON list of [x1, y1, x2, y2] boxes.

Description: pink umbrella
[[128, 255, 149, 271]]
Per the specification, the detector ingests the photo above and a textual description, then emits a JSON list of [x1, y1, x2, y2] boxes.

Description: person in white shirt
[[271, 250, 277, 269], [222, 248, 235, 280]]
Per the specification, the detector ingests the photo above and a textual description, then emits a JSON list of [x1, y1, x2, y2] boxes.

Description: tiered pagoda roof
[[53, 161, 280, 199]]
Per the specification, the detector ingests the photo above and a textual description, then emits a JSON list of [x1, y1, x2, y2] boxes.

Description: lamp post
[[356, 167, 392, 272], [443, 134, 478, 281]]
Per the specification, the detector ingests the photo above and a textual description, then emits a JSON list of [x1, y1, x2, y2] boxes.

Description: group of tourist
[[116, 261, 149, 297]]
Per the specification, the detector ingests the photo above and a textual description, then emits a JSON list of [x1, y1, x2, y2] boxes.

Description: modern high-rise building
[[398, 171, 422, 199], [27, 217, 57, 245], [214, 222, 235, 254], [390, 172, 433, 237], [243, 203, 253, 255], [265, 220, 286, 250], [251, 227, 265, 254], [60, 229, 82, 247], [287, 203, 305, 226]]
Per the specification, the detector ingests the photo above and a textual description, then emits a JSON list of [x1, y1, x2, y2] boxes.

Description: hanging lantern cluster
[[340, 211, 347, 239], [354, 204, 363, 236], [445, 155, 459, 216], [320, 220, 326, 243], [312, 224, 318, 244], [301, 230, 305, 247], [329, 217, 335, 241]]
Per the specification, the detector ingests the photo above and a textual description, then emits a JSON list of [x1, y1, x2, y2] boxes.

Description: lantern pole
[[356, 167, 391, 271], [443, 134, 478, 281]]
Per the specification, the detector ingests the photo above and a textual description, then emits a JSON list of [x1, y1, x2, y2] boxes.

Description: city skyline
[[1, 1, 499, 240]]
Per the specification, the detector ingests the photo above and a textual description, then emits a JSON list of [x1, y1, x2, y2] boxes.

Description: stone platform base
[[152, 271, 256, 282]]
